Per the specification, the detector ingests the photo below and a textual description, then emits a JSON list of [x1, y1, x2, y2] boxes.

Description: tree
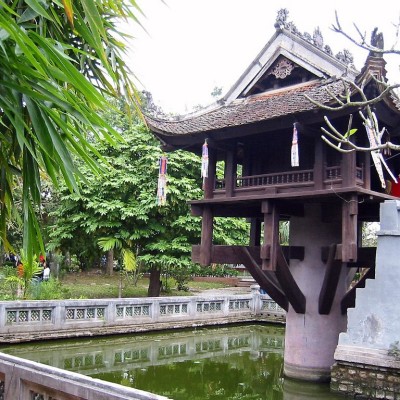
[[0, 0, 140, 265], [49, 100, 249, 296]]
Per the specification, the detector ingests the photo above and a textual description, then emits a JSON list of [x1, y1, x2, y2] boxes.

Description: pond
[[0, 324, 343, 400]]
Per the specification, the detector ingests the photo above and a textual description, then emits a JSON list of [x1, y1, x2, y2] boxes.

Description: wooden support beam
[[321, 246, 376, 269], [200, 206, 213, 266], [249, 218, 261, 246], [261, 200, 279, 271], [341, 267, 375, 314], [192, 245, 304, 265], [276, 245, 306, 314], [319, 244, 342, 315], [342, 195, 358, 262], [233, 247, 288, 311], [282, 246, 305, 261]]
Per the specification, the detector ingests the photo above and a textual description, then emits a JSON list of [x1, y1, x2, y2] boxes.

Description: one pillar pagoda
[[145, 10, 400, 382]]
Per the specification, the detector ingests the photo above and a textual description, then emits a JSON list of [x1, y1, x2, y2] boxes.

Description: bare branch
[[304, 79, 400, 112], [332, 11, 400, 55]]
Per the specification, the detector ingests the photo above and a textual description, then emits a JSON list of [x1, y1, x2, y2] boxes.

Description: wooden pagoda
[[145, 10, 400, 381]]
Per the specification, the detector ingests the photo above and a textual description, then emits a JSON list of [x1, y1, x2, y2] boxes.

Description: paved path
[[193, 286, 254, 297]]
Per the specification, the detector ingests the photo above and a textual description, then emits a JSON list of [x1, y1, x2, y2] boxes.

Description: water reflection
[[0, 324, 342, 400]]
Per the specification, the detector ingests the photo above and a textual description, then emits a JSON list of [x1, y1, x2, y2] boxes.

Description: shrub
[[28, 278, 70, 300]]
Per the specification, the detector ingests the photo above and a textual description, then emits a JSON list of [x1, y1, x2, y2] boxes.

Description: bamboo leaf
[[24, 0, 53, 20], [62, 0, 74, 28]]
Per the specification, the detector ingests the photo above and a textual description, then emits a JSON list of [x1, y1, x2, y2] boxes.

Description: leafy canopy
[[0, 0, 141, 265]]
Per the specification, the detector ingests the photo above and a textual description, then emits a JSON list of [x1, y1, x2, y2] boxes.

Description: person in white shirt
[[43, 265, 50, 281]]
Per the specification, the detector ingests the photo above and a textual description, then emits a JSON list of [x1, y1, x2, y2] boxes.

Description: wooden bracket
[[236, 246, 288, 311], [342, 195, 358, 262], [276, 245, 306, 314], [319, 244, 342, 315]]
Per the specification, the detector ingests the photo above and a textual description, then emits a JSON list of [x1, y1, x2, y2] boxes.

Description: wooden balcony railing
[[214, 165, 364, 193], [237, 170, 314, 187]]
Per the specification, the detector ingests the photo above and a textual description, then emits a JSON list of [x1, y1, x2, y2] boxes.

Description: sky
[[126, 0, 400, 114]]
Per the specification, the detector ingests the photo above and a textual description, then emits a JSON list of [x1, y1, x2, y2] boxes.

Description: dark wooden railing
[[325, 166, 341, 181], [214, 164, 364, 193], [237, 170, 314, 187]]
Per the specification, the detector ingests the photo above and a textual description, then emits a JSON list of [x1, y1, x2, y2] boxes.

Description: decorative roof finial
[[371, 27, 384, 49], [313, 27, 324, 48], [274, 8, 289, 30], [370, 27, 384, 58]]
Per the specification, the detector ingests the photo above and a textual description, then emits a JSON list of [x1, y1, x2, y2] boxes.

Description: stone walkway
[[194, 285, 255, 297]]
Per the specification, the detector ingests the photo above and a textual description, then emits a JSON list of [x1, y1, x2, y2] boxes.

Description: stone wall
[[332, 200, 400, 399], [331, 361, 400, 399], [0, 352, 170, 400], [0, 291, 285, 343]]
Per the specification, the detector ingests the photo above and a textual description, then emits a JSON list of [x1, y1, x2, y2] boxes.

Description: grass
[[60, 271, 231, 299], [0, 266, 233, 300]]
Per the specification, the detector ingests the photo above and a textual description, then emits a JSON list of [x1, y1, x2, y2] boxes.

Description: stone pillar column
[[284, 203, 347, 382]]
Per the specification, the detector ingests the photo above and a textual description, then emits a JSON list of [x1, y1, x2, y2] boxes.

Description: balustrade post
[[251, 284, 261, 315], [0, 304, 5, 328]]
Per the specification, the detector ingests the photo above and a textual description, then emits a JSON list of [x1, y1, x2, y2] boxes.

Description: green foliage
[[48, 100, 249, 293], [19, 252, 43, 297], [191, 264, 240, 278], [279, 221, 290, 245], [0, 0, 141, 264], [28, 278, 69, 300], [0, 266, 20, 300], [362, 222, 379, 247], [122, 249, 136, 272]]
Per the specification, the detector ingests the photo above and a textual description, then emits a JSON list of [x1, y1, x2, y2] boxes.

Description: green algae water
[[0, 324, 342, 400]]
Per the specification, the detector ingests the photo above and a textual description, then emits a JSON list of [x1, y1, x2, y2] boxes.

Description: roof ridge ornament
[[274, 9, 354, 66]]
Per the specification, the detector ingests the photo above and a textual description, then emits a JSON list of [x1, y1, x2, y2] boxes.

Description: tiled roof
[[145, 79, 347, 136]]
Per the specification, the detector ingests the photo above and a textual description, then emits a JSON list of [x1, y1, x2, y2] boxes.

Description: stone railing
[[0, 352, 169, 400], [0, 291, 285, 343], [0, 292, 285, 399]]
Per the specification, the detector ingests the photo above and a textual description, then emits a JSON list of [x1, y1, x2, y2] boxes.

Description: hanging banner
[[157, 155, 168, 206], [201, 140, 209, 185], [291, 123, 299, 167], [365, 116, 397, 189]]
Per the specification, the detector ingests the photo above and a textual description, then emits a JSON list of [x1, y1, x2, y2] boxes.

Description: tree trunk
[[147, 267, 161, 297], [106, 249, 114, 276]]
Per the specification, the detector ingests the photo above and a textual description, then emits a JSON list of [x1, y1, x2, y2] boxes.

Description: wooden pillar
[[342, 194, 358, 262], [341, 149, 357, 188], [200, 206, 213, 266], [313, 137, 325, 190], [249, 218, 261, 246], [224, 148, 237, 198], [363, 151, 371, 189], [261, 200, 279, 271], [204, 147, 217, 199]]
